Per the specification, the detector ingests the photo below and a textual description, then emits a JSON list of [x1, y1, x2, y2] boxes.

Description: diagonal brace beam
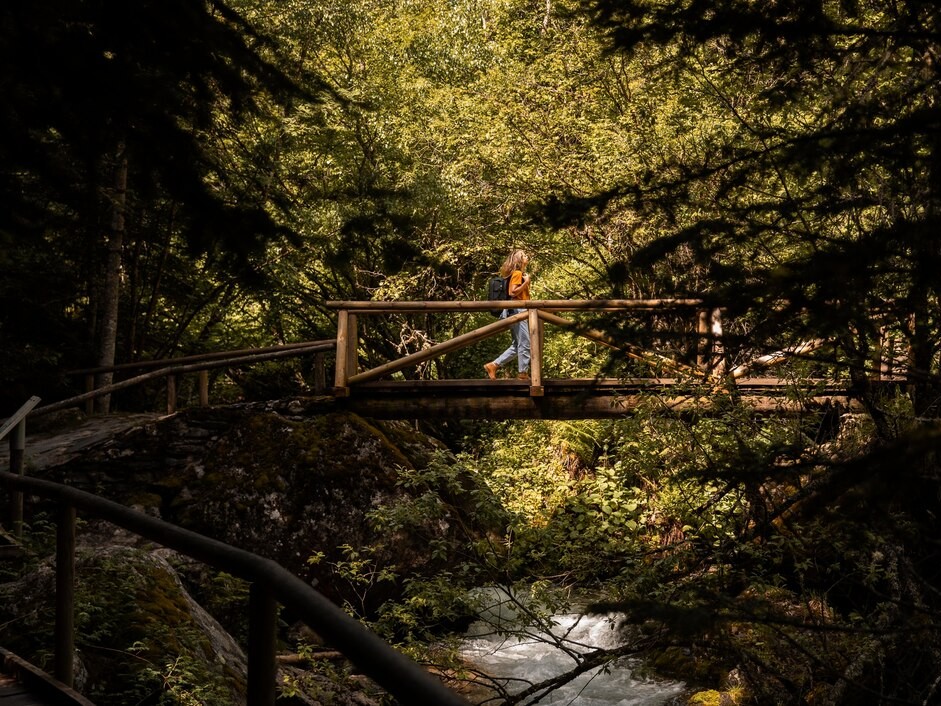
[[347, 311, 529, 385]]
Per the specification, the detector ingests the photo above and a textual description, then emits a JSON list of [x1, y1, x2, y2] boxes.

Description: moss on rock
[[43, 405, 503, 615], [0, 545, 245, 705]]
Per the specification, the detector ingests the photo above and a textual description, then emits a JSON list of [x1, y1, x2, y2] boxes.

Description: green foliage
[[0, 545, 239, 706], [278, 651, 355, 705], [2, 0, 941, 701], [372, 574, 479, 658], [137, 654, 228, 706], [343, 450, 509, 642], [309, 544, 399, 618], [173, 569, 251, 646], [72, 549, 237, 706]]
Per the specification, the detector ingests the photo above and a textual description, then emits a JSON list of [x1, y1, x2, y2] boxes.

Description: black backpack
[[487, 275, 510, 316]]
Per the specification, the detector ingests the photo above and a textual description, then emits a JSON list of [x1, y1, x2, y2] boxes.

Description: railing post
[[313, 352, 326, 394], [696, 309, 710, 372], [247, 582, 277, 706], [528, 309, 544, 396], [697, 308, 725, 376], [346, 314, 358, 381], [334, 310, 351, 396], [711, 308, 726, 376], [84, 374, 95, 416], [166, 374, 177, 414], [0, 397, 40, 537], [55, 502, 76, 688], [198, 370, 210, 407], [9, 419, 25, 537]]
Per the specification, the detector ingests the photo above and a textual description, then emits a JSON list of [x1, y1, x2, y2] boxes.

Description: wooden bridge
[[17, 298, 895, 423], [327, 299, 866, 419], [25, 298, 885, 421], [0, 298, 907, 705]]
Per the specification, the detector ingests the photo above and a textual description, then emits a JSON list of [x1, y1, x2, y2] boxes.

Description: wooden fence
[[56, 341, 334, 417]]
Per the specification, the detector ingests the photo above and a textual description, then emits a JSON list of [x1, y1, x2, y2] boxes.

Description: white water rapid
[[460, 588, 686, 706]]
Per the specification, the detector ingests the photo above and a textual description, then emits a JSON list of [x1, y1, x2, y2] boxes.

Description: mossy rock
[[688, 689, 743, 706], [45, 405, 504, 614], [0, 545, 245, 705]]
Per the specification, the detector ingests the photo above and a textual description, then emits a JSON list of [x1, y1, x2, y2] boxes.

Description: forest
[[1, 0, 940, 704]]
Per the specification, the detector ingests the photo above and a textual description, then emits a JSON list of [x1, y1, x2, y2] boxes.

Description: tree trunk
[[95, 143, 128, 414]]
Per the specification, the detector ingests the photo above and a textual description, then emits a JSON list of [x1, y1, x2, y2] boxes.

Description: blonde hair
[[499, 249, 528, 278]]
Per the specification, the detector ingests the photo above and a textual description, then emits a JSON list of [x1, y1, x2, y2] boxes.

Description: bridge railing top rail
[[44, 341, 335, 419], [326, 298, 706, 312], [68, 340, 333, 376]]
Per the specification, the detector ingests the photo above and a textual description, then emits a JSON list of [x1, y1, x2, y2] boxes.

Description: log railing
[[326, 299, 712, 396], [0, 395, 41, 539], [59, 341, 334, 417]]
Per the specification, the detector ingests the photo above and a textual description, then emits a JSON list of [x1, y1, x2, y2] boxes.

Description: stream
[[460, 588, 686, 705]]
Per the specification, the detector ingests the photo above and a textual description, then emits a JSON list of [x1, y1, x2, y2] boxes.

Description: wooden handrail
[[0, 396, 41, 441], [1, 396, 41, 537], [38, 342, 335, 418], [326, 298, 704, 312], [0, 470, 471, 706], [68, 341, 332, 376]]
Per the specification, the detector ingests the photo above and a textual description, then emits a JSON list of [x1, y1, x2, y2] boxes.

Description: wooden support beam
[[877, 325, 906, 381], [334, 312, 358, 394], [335, 392, 862, 420], [0, 395, 41, 440], [334, 310, 351, 396], [697, 308, 725, 376], [1, 396, 40, 538], [730, 339, 828, 379], [9, 420, 25, 537], [346, 314, 358, 382]]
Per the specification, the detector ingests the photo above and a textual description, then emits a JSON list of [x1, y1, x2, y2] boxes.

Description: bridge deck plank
[[0, 651, 95, 706], [0, 675, 53, 705], [334, 377, 865, 419]]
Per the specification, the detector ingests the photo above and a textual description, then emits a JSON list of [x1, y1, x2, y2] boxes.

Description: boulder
[[40, 401, 504, 613]]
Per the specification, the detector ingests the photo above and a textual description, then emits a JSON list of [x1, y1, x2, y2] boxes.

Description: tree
[[558, 0, 941, 423], [0, 0, 314, 410], [516, 2, 941, 702]]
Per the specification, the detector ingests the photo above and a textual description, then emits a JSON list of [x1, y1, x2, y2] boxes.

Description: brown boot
[[517, 371, 530, 380], [484, 362, 498, 380]]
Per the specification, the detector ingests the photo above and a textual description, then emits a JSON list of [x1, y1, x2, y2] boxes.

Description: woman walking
[[484, 249, 532, 380]]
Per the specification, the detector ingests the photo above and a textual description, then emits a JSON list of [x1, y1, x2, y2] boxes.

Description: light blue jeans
[[494, 308, 530, 373]]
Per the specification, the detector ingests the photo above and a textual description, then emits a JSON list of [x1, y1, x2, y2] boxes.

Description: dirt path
[[0, 413, 163, 473]]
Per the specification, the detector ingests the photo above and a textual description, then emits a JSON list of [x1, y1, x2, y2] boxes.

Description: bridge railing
[[0, 396, 42, 539], [326, 299, 717, 396], [56, 340, 334, 418], [0, 470, 471, 706]]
